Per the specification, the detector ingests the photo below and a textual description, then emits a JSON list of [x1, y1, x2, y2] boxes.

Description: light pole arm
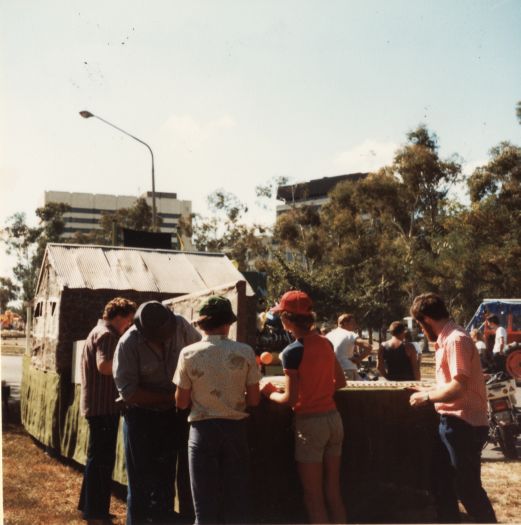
[[87, 113, 158, 231]]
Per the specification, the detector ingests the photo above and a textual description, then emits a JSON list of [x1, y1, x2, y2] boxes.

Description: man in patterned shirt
[[409, 293, 496, 523], [78, 297, 137, 523]]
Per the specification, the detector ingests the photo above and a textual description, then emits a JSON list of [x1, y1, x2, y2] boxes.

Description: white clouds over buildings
[[332, 139, 398, 174]]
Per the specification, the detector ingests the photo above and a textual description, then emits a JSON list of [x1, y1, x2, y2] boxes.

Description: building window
[[34, 302, 43, 318]]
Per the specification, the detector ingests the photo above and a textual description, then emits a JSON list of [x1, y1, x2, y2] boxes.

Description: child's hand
[[261, 382, 278, 397]]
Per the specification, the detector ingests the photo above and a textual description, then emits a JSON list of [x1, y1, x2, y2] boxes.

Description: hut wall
[[53, 288, 180, 373], [32, 263, 62, 371], [163, 280, 257, 346]]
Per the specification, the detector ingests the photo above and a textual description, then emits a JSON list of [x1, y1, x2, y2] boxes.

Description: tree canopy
[[269, 122, 521, 328], [3, 105, 521, 327]]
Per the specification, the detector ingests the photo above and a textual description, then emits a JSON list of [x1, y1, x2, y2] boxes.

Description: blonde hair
[[338, 313, 354, 326]]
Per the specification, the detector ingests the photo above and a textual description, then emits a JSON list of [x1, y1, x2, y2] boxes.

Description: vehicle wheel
[[498, 426, 518, 459]]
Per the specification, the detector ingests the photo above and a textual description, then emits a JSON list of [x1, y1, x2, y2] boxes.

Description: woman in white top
[[174, 296, 261, 524]]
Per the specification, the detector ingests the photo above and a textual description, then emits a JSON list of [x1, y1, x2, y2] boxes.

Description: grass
[[2, 406, 127, 525], [1, 336, 26, 356], [482, 461, 521, 523]]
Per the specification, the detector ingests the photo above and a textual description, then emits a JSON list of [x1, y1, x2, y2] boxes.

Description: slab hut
[[21, 243, 255, 469]]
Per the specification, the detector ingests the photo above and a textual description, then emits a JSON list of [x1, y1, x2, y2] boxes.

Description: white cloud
[[158, 114, 237, 152], [332, 139, 398, 173]]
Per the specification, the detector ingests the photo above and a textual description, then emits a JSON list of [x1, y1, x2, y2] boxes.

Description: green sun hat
[[196, 295, 237, 325]]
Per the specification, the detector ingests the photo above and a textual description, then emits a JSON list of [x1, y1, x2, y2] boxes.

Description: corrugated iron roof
[[42, 244, 252, 295]]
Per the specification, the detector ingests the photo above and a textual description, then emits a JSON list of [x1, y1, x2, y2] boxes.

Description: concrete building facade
[[44, 190, 192, 246], [276, 173, 368, 215]]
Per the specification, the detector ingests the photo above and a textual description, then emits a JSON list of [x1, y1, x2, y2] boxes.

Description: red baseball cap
[[271, 290, 313, 315]]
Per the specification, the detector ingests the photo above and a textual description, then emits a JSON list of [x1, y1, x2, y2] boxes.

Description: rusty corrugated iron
[[43, 244, 251, 295]]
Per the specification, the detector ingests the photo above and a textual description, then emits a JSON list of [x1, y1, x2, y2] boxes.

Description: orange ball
[[260, 352, 273, 365]]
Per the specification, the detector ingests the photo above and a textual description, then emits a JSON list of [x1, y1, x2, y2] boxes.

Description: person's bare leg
[[324, 454, 346, 524], [297, 462, 329, 524]]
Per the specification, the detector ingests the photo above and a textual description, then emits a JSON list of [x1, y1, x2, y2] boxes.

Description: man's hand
[[261, 382, 281, 397], [409, 391, 430, 407]]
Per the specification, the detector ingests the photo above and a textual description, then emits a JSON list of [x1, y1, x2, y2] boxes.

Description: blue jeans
[[123, 407, 178, 525], [78, 414, 119, 519], [432, 415, 497, 523], [188, 419, 251, 524]]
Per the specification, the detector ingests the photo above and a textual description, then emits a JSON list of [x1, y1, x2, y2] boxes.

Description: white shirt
[[493, 326, 507, 354], [326, 327, 357, 370], [173, 335, 261, 422], [475, 340, 487, 355]]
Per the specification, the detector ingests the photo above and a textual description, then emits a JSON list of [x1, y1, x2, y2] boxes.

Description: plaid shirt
[[80, 320, 120, 417], [434, 320, 488, 427]]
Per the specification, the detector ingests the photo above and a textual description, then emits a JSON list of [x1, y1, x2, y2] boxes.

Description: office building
[[276, 173, 368, 215], [44, 190, 192, 248]]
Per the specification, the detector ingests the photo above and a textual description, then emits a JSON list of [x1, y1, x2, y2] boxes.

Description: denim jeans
[[188, 419, 252, 524], [123, 407, 178, 525], [78, 414, 120, 519], [431, 415, 497, 523]]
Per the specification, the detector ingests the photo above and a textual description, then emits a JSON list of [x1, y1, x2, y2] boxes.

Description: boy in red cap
[[262, 290, 347, 524]]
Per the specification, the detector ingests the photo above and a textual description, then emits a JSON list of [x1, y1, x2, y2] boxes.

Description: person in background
[[326, 313, 372, 381], [403, 329, 422, 366], [485, 315, 507, 372], [113, 301, 201, 525], [378, 321, 420, 381], [78, 297, 137, 524], [174, 296, 261, 524], [409, 293, 496, 524], [262, 291, 347, 524], [470, 329, 489, 369]]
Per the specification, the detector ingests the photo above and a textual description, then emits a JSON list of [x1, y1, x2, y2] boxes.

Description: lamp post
[[79, 110, 158, 231]]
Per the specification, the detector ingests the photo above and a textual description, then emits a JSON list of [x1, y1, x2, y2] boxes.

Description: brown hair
[[389, 321, 405, 336], [103, 297, 138, 321], [470, 329, 483, 342], [197, 314, 235, 331], [281, 311, 316, 331], [410, 293, 449, 322], [486, 315, 499, 325]]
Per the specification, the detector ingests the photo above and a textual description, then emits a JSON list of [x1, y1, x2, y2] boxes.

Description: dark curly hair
[[103, 297, 137, 321]]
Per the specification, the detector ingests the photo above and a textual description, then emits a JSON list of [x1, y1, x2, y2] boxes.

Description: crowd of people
[[79, 290, 498, 525]]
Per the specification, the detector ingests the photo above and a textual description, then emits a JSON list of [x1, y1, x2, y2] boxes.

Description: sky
[[1, 0, 520, 277]]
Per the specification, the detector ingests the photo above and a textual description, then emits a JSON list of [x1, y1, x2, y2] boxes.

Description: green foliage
[[184, 189, 270, 272], [271, 125, 470, 327], [0, 276, 19, 311], [3, 202, 71, 303], [464, 141, 521, 304], [70, 197, 161, 245]]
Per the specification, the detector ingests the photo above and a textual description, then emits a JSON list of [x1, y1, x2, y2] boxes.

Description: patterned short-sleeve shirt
[[173, 335, 261, 422]]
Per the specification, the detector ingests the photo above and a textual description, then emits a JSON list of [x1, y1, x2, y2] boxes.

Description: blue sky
[[1, 0, 520, 275]]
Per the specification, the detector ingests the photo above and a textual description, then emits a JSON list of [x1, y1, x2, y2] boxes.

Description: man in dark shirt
[[78, 297, 137, 523]]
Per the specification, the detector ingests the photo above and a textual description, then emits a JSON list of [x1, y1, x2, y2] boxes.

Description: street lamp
[[79, 110, 158, 230]]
